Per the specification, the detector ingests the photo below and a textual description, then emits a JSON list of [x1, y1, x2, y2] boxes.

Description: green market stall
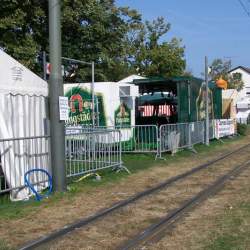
[[133, 76, 222, 125]]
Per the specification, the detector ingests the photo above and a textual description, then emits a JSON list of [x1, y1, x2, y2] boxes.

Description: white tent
[[118, 74, 146, 84], [0, 50, 49, 200]]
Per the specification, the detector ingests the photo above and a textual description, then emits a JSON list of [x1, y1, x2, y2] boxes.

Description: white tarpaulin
[[236, 110, 250, 124], [0, 50, 50, 200], [236, 101, 250, 109], [214, 119, 235, 139]]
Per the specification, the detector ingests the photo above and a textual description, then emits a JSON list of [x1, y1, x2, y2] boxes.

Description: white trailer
[[64, 81, 139, 127]]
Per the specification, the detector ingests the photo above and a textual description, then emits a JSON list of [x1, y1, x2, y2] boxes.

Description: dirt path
[[0, 136, 250, 249]]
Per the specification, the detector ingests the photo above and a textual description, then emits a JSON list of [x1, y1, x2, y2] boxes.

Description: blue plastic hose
[[24, 169, 53, 201]]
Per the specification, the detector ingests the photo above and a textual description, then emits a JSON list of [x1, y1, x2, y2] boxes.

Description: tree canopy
[[209, 59, 244, 91], [0, 0, 186, 81]]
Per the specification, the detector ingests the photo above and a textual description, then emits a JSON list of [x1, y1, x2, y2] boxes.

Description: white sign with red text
[[215, 119, 235, 139], [59, 96, 69, 121]]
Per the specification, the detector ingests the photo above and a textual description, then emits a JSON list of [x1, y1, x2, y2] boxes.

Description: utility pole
[[205, 56, 210, 146], [48, 0, 66, 192], [43, 51, 47, 81], [91, 62, 95, 127]]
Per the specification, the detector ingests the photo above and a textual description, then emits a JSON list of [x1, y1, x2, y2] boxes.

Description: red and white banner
[[138, 105, 173, 117]]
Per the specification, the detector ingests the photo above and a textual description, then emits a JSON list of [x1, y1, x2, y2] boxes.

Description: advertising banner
[[115, 102, 131, 127], [65, 87, 106, 126], [215, 119, 235, 138]]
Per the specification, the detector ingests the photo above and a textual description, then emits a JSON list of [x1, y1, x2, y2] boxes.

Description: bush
[[237, 123, 248, 136]]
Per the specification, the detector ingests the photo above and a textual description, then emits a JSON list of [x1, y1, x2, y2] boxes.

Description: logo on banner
[[65, 87, 106, 126], [11, 66, 23, 81], [115, 102, 131, 127]]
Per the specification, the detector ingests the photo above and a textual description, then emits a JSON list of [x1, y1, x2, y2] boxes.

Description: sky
[[116, 0, 250, 78]]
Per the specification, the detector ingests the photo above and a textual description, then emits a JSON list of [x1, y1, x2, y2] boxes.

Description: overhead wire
[[238, 0, 250, 18]]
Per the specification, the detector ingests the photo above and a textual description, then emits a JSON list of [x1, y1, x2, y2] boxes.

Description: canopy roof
[[118, 74, 146, 83], [133, 76, 203, 95], [138, 92, 177, 106], [0, 50, 48, 96]]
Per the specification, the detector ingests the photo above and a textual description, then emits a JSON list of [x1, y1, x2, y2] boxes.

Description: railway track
[[118, 159, 250, 249], [19, 143, 250, 250]]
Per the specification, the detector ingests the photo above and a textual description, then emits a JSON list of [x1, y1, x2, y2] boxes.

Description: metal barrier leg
[[188, 123, 197, 154], [114, 162, 131, 174]]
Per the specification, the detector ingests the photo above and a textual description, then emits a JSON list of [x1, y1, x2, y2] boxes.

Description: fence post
[[156, 126, 160, 159], [188, 123, 192, 149], [119, 130, 122, 168], [203, 120, 206, 143]]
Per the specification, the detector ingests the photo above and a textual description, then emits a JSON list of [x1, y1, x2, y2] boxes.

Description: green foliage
[[237, 123, 247, 135], [0, 0, 47, 73], [130, 17, 186, 77], [0, 1, 186, 81], [209, 59, 244, 91]]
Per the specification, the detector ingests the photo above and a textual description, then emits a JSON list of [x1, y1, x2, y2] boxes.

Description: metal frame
[[0, 136, 51, 195], [43, 53, 96, 127], [85, 125, 160, 155], [65, 128, 124, 178], [159, 121, 205, 158]]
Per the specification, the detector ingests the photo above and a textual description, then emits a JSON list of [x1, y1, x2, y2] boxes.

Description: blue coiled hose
[[24, 169, 53, 201]]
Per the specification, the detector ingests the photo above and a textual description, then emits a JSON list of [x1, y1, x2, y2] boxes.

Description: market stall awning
[[133, 76, 203, 95], [138, 93, 177, 106]]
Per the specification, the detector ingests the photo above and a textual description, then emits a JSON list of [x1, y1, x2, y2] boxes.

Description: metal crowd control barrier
[[65, 128, 123, 178], [159, 123, 188, 157], [209, 120, 215, 139], [0, 136, 51, 199], [159, 121, 205, 157], [190, 121, 205, 145], [77, 125, 159, 155], [117, 125, 158, 154]]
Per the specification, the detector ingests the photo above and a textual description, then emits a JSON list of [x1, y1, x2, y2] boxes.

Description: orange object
[[216, 77, 227, 89]]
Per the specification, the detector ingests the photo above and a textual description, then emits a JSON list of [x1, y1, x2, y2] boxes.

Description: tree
[[209, 59, 244, 91], [0, 1, 186, 81], [0, 0, 48, 73], [0, 0, 141, 81], [130, 17, 186, 78], [182, 68, 193, 77], [61, 0, 142, 81]]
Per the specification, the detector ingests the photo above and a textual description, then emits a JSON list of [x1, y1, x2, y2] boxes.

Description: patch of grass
[[0, 135, 245, 220], [203, 200, 250, 250], [237, 123, 248, 135], [0, 240, 13, 250]]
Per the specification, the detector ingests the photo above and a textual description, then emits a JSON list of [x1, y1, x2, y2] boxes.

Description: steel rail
[[118, 159, 250, 250], [19, 143, 250, 250]]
